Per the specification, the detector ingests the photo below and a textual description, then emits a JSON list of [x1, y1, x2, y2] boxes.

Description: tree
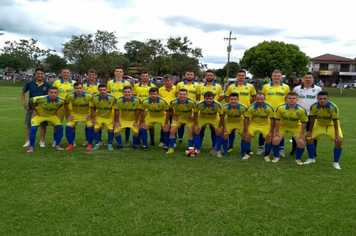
[[240, 41, 309, 78], [0, 53, 30, 71], [88, 52, 129, 79], [215, 62, 241, 78], [124, 40, 145, 63], [43, 54, 67, 74]]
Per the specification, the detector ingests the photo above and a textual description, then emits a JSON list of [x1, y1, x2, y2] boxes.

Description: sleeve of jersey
[[218, 85, 224, 96], [194, 103, 200, 114], [217, 103, 224, 116], [225, 86, 231, 97], [250, 85, 257, 96], [196, 85, 201, 96], [244, 107, 251, 119], [301, 109, 309, 123], [107, 81, 112, 93], [274, 107, 281, 120], [331, 106, 339, 120], [268, 107, 274, 119], [140, 101, 146, 111], [114, 99, 120, 111], [89, 98, 95, 108], [164, 100, 169, 111], [65, 94, 71, 104], [136, 100, 141, 110], [22, 83, 28, 92], [309, 105, 317, 117]]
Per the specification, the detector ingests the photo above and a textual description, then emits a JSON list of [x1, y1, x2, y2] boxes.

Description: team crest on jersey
[[245, 87, 248, 90], [327, 110, 330, 113], [193, 86, 196, 88], [31, 121, 34, 124], [43, 87, 47, 91], [213, 88, 216, 91], [84, 99, 86, 102], [281, 87, 284, 90], [296, 112, 299, 115], [56, 104, 59, 107], [60, 88, 64, 92], [299, 94, 305, 98], [70, 85, 73, 87], [108, 102, 111, 105], [312, 89, 315, 92], [157, 105, 160, 108]]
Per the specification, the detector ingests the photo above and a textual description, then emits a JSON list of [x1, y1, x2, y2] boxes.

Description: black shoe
[[150, 142, 155, 146], [117, 145, 123, 149], [131, 146, 137, 151], [140, 146, 148, 150], [290, 150, 296, 156], [314, 152, 317, 158], [164, 147, 169, 152]]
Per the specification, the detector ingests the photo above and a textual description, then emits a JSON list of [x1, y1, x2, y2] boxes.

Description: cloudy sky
[[1, 0, 355, 69]]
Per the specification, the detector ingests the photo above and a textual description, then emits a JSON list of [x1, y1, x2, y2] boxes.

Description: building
[[309, 54, 356, 85]]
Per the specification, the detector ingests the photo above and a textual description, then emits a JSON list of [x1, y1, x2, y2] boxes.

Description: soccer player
[[196, 70, 225, 153], [260, 69, 290, 156], [107, 67, 132, 146], [158, 74, 176, 147], [64, 82, 94, 150], [303, 91, 343, 169], [225, 70, 257, 153], [175, 70, 198, 143], [291, 72, 322, 156], [271, 91, 308, 165], [21, 68, 52, 148], [221, 93, 247, 158], [243, 93, 274, 161], [166, 88, 196, 154], [193, 91, 224, 156], [139, 87, 170, 150], [113, 86, 141, 150], [52, 69, 76, 146], [133, 71, 157, 145], [90, 84, 116, 151], [27, 87, 65, 152]]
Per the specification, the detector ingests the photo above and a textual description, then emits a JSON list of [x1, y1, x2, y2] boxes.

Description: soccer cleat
[[39, 141, 46, 148], [222, 153, 228, 158], [27, 147, 34, 153], [239, 153, 244, 159], [150, 142, 155, 146], [210, 147, 217, 155], [92, 145, 100, 151], [295, 160, 304, 166], [73, 141, 76, 147], [332, 162, 341, 170], [86, 145, 93, 151], [256, 148, 263, 155], [166, 148, 174, 154], [242, 154, 250, 160], [290, 150, 296, 156], [98, 141, 103, 146], [82, 141, 88, 146], [137, 141, 142, 145], [124, 141, 130, 147], [227, 147, 234, 153], [23, 140, 30, 147], [279, 149, 286, 157], [216, 151, 222, 158], [140, 146, 148, 151], [55, 145, 64, 151], [264, 156, 271, 162], [164, 147, 169, 152], [303, 158, 316, 165], [52, 141, 56, 147], [65, 145, 75, 150], [117, 145, 123, 150], [108, 145, 114, 151], [158, 142, 165, 147], [272, 157, 279, 163]]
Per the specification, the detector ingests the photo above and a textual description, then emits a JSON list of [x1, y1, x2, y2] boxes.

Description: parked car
[[0, 72, 4, 79], [151, 76, 163, 84]]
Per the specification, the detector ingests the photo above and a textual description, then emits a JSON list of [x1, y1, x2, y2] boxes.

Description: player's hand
[[244, 131, 252, 140], [223, 129, 228, 136], [133, 122, 139, 131], [194, 125, 200, 134], [299, 134, 306, 142], [163, 124, 170, 132], [67, 115, 74, 122], [335, 134, 343, 144], [31, 111, 38, 118], [114, 122, 121, 130], [273, 131, 280, 138], [215, 127, 222, 136], [92, 120, 98, 126], [172, 115, 178, 122], [140, 123, 147, 129], [306, 132, 312, 140], [23, 104, 29, 111]]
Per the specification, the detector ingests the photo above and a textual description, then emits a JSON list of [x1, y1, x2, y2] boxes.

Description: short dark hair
[[98, 84, 107, 88], [256, 92, 265, 97], [287, 91, 299, 97], [141, 71, 149, 75], [178, 88, 188, 93], [88, 69, 97, 75], [317, 91, 329, 97], [48, 86, 58, 91], [123, 86, 132, 91], [61, 68, 70, 72], [149, 87, 158, 93], [205, 70, 215, 76], [35, 68, 45, 73], [185, 70, 194, 74], [237, 70, 246, 75], [229, 92, 239, 98], [204, 91, 214, 98], [163, 74, 172, 80], [74, 82, 83, 88], [115, 67, 123, 71], [305, 72, 313, 76]]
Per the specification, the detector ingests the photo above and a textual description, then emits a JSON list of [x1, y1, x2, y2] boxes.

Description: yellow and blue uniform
[[65, 92, 93, 126], [170, 98, 196, 127], [223, 103, 246, 135], [309, 101, 343, 140], [83, 81, 99, 95], [114, 96, 141, 134], [176, 81, 198, 100], [195, 101, 223, 128], [53, 79, 76, 120], [244, 102, 274, 138], [225, 82, 256, 108], [107, 79, 131, 98], [140, 97, 169, 126], [197, 82, 224, 101], [159, 85, 176, 104], [261, 82, 290, 110], [133, 81, 156, 101], [31, 95, 65, 126], [90, 94, 116, 129], [274, 104, 308, 137]]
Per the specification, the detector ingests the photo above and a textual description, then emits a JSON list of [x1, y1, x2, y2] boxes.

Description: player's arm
[[300, 122, 307, 137], [218, 95, 225, 102], [250, 86, 257, 104], [333, 119, 343, 143], [114, 109, 121, 130], [225, 87, 230, 103], [20, 90, 29, 111], [29, 98, 38, 117], [91, 107, 97, 126], [218, 86, 225, 102], [250, 96, 256, 104]]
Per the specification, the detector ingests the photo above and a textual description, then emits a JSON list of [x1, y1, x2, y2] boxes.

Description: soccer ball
[[185, 148, 197, 157]]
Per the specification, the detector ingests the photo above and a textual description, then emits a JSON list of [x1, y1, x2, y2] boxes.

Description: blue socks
[[87, 127, 94, 145], [188, 140, 193, 148], [272, 145, 280, 158], [55, 125, 63, 146], [164, 131, 170, 147], [296, 147, 304, 160], [307, 144, 315, 159], [178, 126, 184, 143], [132, 135, 139, 147], [258, 133, 265, 148], [229, 132, 235, 148], [216, 135, 222, 152], [150, 134, 154, 144], [30, 126, 39, 148], [94, 132, 100, 145], [169, 138, 176, 148], [334, 148, 342, 163], [125, 128, 130, 142], [265, 144, 272, 153], [65, 126, 74, 145], [108, 132, 113, 145], [279, 138, 284, 150], [194, 134, 201, 151], [140, 128, 148, 147], [115, 135, 123, 147], [222, 139, 228, 153]]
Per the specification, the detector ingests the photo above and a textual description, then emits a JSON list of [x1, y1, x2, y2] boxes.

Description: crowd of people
[[20, 68, 343, 169]]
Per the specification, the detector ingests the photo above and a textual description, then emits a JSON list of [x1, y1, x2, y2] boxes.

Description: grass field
[[1, 86, 356, 235]]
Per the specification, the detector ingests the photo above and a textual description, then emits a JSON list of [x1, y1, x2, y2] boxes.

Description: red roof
[[311, 54, 356, 63]]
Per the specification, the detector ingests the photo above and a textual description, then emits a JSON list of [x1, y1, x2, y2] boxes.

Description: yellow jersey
[[159, 85, 176, 104], [222, 103, 247, 123], [197, 82, 224, 101], [83, 81, 99, 95], [170, 98, 196, 120], [176, 81, 198, 100], [245, 102, 274, 125], [114, 96, 141, 121], [52, 79, 76, 99], [107, 79, 131, 98], [274, 104, 308, 129], [33, 95, 65, 117], [225, 82, 256, 107], [140, 97, 169, 117], [65, 92, 93, 115], [309, 101, 339, 126], [195, 101, 223, 119], [261, 82, 290, 110], [133, 81, 156, 101], [90, 94, 116, 118]]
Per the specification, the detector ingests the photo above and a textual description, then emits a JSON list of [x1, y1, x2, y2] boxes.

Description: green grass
[[0, 86, 355, 235]]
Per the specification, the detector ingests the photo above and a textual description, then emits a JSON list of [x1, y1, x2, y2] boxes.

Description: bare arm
[[20, 91, 29, 111]]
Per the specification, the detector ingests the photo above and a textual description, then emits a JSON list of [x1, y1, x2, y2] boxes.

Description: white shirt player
[[293, 84, 322, 114]]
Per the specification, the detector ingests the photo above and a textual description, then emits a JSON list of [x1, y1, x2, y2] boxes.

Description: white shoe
[[303, 158, 316, 165], [279, 149, 286, 157], [23, 140, 30, 147], [174, 143, 177, 148], [242, 154, 250, 160], [216, 151, 222, 158], [52, 141, 56, 147], [39, 141, 46, 148], [73, 141, 76, 147], [264, 156, 271, 162], [82, 141, 88, 146], [332, 162, 341, 170], [158, 142, 165, 147], [272, 157, 279, 163], [256, 148, 263, 155], [124, 141, 130, 147], [295, 160, 303, 166], [99, 141, 103, 146]]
